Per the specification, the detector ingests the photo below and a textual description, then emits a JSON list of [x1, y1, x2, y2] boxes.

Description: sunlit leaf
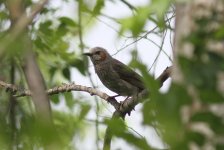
[[186, 131, 205, 146], [69, 57, 86, 75], [64, 92, 75, 109], [59, 17, 77, 27], [93, 0, 104, 16], [78, 104, 91, 120], [51, 94, 60, 104], [191, 112, 224, 134]]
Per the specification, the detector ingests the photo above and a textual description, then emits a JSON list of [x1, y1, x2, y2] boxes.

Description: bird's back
[[111, 59, 145, 91], [95, 58, 145, 96]]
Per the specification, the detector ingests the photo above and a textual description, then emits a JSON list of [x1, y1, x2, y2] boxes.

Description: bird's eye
[[95, 51, 100, 55]]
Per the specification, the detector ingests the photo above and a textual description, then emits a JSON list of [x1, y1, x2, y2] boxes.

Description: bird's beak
[[83, 52, 92, 57]]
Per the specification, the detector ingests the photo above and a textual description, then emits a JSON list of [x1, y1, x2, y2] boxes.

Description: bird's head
[[83, 47, 112, 65]]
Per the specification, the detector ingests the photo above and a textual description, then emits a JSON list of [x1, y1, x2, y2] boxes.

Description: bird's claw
[[107, 96, 116, 103], [110, 94, 120, 99], [120, 100, 136, 116]]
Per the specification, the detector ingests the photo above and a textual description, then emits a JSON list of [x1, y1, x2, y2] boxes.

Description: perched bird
[[84, 47, 145, 99]]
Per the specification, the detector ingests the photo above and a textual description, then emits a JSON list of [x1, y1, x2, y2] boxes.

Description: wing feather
[[112, 59, 145, 91]]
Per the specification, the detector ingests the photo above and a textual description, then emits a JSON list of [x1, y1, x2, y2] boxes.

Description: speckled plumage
[[84, 47, 145, 97]]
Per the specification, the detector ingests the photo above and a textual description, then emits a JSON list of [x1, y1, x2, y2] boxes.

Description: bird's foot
[[107, 95, 119, 103], [120, 96, 136, 116], [107, 94, 120, 103], [123, 96, 130, 101], [119, 96, 130, 108], [110, 94, 120, 99]]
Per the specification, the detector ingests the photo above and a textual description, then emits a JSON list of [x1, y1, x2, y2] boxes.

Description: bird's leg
[[109, 94, 120, 99], [123, 96, 130, 101], [119, 96, 132, 116], [120, 96, 129, 110], [120, 93, 138, 116], [107, 94, 120, 103]]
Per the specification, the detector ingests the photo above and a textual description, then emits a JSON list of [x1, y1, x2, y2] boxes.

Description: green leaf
[[119, 6, 150, 37], [186, 131, 205, 146], [56, 24, 69, 37], [34, 37, 50, 51], [59, 17, 77, 27], [92, 0, 104, 16], [143, 83, 191, 146], [39, 20, 53, 35], [216, 144, 224, 150], [117, 132, 151, 150], [49, 67, 57, 80], [79, 104, 90, 120], [179, 56, 217, 89], [0, 11, 8, 20], [150, 0, 171, 20], [191, 112, 224, 134], [200, 90, 224, 103], [107, 117, 151, 150], [50, 94, 60, 104], [62, 67, 70, 80], [69, 57, 86, 75], [130, 58, 160, 97], [214, 26, 224, 39], [64, 92, 75, 109]]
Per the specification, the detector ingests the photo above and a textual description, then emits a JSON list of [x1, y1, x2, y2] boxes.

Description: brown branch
[[0, 80, 121, 109], [120, 0, 136, 10], [0, 66, 172, 113], [0, 66, 172, 150], [103, 111, 121, 150], [23, 50, 52, 122], [103, 66, 172, 150], [6, 0, 51, 123], [157, 66, 173, 87]]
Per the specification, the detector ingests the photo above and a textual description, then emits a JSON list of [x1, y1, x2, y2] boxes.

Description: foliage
[[0, 0, 223, 150]]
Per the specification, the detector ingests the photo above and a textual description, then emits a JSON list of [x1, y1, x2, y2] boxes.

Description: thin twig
[[79, 2, 101, 148], [149, 29, 168, 72], [112, 14, 176, 56], [120, 0, 136, 11], [87, 72, 101, 149], [0, 81, 121, 110], [145, 37, 173, 62], [0, 66, 172, 116]]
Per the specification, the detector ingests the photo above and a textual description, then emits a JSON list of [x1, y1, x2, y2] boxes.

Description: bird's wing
[[112, 59, 145, 90]]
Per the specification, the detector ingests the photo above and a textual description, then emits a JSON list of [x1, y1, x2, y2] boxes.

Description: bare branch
[[0, 66, 172, 113], [23, 50, 52, 122], [1, 81, 120, 109], [103, 66, 172, 150], [157, 66, 172, 87], [0, 65, 172, 149], [5, 0, 51, 123], [120, 0, 136, 10], [112, 14, 176, 56]]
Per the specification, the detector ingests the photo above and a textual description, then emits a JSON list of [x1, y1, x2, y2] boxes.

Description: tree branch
[[23, 50, 52, 123], [103, 66, 172, 150], [5, 0, 51, 123], [0, 81, 120, 109], [0, 66, 172, 150], [0, 66, 172, 113], [120, 0, 136, 10], [157, 66, 173, 87]]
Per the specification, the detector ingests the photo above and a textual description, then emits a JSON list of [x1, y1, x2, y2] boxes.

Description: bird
[[83, 47, 145, 100]]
